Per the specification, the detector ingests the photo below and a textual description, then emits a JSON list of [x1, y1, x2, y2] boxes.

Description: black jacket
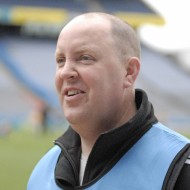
[[54, 89, 190, 190]]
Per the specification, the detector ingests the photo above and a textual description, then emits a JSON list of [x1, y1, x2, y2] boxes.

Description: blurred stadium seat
[[0, 0, 88, 11]]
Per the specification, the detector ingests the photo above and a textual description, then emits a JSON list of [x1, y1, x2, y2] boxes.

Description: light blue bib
[[27, 123, 189, 190], [27, 145, 62, 190]]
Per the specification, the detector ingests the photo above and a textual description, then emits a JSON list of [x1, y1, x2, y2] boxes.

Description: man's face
[[55, 17, 128, 129]]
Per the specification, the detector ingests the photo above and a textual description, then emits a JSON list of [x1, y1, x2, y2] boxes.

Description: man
[[27, 12, 190, 190]]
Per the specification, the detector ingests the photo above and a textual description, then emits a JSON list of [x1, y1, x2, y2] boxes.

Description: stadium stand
[[0, 0, 162, 129], [0, 0, 88, 11], [99, 0, 153, 13], [0, 0, 163, 28]]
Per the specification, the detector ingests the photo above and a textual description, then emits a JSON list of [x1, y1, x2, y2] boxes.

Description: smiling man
[[27, 12, 190, 190]]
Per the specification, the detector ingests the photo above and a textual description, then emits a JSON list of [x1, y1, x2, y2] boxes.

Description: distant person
[[30, 100, 49, 134], [0, 121, 12, 137], [27, 12, 190, 190], [39, 102, 49, 134]]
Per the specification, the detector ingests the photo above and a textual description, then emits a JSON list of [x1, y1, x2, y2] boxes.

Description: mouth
[[66, 89, 85, 97]]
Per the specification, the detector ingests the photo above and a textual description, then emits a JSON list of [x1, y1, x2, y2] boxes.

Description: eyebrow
[[55, 44, 101, 60], [55, 50, 64, 58]]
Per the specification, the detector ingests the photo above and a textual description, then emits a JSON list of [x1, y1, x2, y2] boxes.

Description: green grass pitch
[[0, 130, 61, 190]]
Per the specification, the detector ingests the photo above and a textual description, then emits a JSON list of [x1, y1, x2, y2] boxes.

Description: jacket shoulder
[[27, 146, 61, 190]]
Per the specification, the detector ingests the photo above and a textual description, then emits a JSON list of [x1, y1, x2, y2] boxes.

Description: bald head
[[61, 12, 141, 59]]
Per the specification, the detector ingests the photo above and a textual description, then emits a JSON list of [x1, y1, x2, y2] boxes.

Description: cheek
[[55, 73, 62, 93]]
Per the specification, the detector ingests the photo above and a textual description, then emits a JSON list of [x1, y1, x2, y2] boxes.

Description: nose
[[58, 62, 78, 80]]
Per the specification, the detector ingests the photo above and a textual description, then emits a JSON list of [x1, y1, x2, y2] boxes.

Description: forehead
[[63, 15, 111, 35], [56, 16, 114, 53]]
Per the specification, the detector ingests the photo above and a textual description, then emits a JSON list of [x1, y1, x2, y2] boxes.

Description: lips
[[64, 88, 85, 97], [67, 89, 84, 96]]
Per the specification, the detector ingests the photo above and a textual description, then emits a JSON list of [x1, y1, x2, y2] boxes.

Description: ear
[[123, 57, 140, 88]]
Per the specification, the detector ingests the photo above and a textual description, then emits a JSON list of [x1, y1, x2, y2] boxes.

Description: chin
[[65, 112, 80, 123]]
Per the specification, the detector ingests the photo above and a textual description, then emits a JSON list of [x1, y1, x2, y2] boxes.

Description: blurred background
[[0, 0, 190, 189]]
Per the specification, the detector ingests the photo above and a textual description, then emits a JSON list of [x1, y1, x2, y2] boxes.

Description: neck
[[79, 101, 137, 157], [80, 136, 96, 157], [71, 123, 101, 157], [74, 90, 137, 157]]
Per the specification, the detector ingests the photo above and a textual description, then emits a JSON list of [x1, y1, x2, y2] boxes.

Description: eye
[[78, 55, 95, 64], [56, 57, 65, 65], [81, 55, 92, 60]]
